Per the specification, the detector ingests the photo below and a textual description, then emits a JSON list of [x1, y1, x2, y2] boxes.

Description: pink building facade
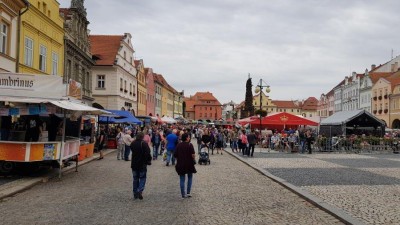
[[145, 68, 156, 116]]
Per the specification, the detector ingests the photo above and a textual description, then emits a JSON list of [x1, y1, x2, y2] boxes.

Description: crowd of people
[[96, 123, 318, 201]]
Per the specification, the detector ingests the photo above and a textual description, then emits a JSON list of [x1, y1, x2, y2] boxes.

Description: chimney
[[352, 71, 357, 78], [371, 64, 376, 70]]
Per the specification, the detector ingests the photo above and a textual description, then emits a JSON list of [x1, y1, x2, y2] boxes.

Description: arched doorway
[[392, 119, 400, 129]]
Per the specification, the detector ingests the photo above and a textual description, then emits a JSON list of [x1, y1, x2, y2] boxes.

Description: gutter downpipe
[[16, 0, 30, 73]]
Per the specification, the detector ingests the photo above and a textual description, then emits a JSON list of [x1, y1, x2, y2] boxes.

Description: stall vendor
[[0, 116, 12, 141], [24, 115, 43, 142]]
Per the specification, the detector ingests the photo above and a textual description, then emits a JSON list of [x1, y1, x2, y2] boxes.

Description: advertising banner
[[68, 79, 82, 100], [0, 73, 65, 99]]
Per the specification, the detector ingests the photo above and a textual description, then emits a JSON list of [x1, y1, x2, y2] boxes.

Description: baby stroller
[[198, 146, 211, 165]]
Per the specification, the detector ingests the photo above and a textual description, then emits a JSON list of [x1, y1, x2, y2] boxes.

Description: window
[[24, 37, 33, 66], [51, 52, 58, 75], [39, 45, 47, 72], [0, 23, 8, 54], [97, 75, 105, 88], [124, 80, 127, 90], [120, 78, 123, 90], [200, 113, 202, 117], [43, 3, 47, 14]]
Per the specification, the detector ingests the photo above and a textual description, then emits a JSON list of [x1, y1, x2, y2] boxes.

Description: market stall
[[0, 73, 110, 175], [319, 109, 385, 138]]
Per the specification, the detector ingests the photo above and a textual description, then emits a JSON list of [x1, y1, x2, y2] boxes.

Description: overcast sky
[[60, 0, 400, 104]]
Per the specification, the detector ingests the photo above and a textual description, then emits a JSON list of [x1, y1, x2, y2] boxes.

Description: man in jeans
[[165, 129, 178, 166]]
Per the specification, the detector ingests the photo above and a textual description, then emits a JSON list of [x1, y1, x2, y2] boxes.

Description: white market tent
[[161, 116, 177, 124], [320, 109, 385, 137]]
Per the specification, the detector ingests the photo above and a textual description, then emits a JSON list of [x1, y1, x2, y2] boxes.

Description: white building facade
[[359, 69, 373, 112], [90, 33, 137, 113]]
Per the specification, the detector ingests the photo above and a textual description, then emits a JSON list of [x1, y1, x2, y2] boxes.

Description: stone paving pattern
[[241, 149, 400, 225], [0, 141, 342, 225]]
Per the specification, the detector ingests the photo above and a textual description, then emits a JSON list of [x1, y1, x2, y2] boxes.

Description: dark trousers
[[124, 145, 131, 160], [242, 144, 248, 155], [306, 141, 312, 154], [248, 144, 255, 156]]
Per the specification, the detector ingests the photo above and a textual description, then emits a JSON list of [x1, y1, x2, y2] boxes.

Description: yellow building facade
[[253, 92, 276, 114], [161, 86, 168, 117], [135, 60, 147, 116], [390, 83, 400, 128], [18, 0, 64, 75], [173, 91, 184, 117], [372, 78, 391, 126]]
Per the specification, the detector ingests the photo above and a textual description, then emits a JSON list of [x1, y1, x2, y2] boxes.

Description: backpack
[[241, 134, 248, 144]]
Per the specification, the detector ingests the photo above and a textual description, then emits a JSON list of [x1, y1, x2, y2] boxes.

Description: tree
[[255, 109, 267, 117], [243, 76, 255, 117]]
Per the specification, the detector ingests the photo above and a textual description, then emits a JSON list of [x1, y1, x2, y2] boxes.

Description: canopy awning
[[161, 116, 177, 124], [251, 112, 318, 126], [0, 96, 110, 115], [99, 110, 142, 124], [50, 101, 109, 115], [320, 109, 384, 127]]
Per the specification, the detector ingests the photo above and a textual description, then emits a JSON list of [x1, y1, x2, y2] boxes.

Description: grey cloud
[[59, 0, 400, 103]]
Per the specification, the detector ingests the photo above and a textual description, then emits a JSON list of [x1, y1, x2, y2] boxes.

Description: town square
[[1, 1, 400, 225]]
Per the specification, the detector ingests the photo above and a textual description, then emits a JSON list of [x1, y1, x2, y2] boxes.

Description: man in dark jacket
[[246, 130, 257, 157], [131, 132, 152, 200]]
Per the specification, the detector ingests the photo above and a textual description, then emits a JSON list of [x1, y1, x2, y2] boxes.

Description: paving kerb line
[[224, 148, 367, 225], [0, 148, 117, 201]]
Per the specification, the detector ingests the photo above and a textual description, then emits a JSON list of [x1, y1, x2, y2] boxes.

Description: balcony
[[378, 109, 382, 114], [378, 96, 382, 100], [373, 96, 377, 101], [373, 110, 377, 114], [384, 94, 388, 99], [384, 109, 388, 114]]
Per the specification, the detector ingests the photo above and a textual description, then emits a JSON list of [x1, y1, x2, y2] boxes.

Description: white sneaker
[[186, 194, 192, 198]]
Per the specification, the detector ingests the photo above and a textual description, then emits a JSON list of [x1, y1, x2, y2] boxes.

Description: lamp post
[[254, 79, 271, 131]]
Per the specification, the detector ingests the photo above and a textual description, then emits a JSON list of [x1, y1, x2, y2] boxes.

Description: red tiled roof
[[59, 8, 71, 19], [184, 98, 195, 112], [369, 72, 393, 84], [89, 35, 123, 66], [187, 92, 222, 106], [301, 97, 318, 110], [271, 100, 299, 108]]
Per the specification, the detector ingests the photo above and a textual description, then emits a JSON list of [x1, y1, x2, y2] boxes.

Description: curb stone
[[224, 149, 367, 225], [0, 149, 117, 201]]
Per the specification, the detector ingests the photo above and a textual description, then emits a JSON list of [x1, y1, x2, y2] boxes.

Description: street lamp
[[254, 79, 271, 131]]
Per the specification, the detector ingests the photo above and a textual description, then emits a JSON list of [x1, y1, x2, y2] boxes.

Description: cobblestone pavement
[[0, 141, 342, 225], [238, 148, 400, 225]]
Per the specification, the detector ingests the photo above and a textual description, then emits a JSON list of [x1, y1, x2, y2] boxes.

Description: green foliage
[[255, 109, 267, 117], [245, 77, 254, 116]]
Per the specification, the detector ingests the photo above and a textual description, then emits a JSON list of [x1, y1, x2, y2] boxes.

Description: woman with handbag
[[130, 132, 152, 200], [174, 133, 197, 198]]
